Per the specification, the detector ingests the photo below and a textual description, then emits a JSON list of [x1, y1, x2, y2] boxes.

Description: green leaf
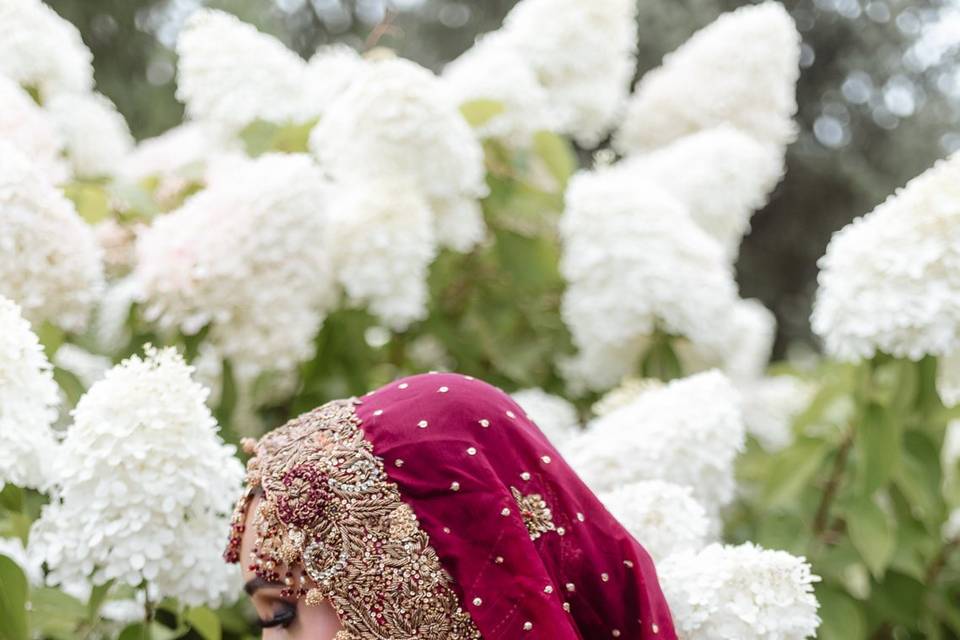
[[761, 437, 829, 508], [36, 322, 65, 360], [29, 587, 86, 639], [0, 485, 23, 513], [238, 120, 281, 157], [854, 402, 900, 494], [817, 586, 867, 640], [186, 607, 221, 640], [239, 119, 316, 156], [532, 130, 577, 189], [63, 182, 110, 224], [869, 571, 925, 625], [459, 99, 505, 128], [846, 498, 895, 578], [895, 431, 944, 526], [0, 554, 29, 640]]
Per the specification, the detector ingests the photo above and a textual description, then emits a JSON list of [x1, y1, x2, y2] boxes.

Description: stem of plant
[[925, 536, 960, 584], [813, 429, 854, 537]]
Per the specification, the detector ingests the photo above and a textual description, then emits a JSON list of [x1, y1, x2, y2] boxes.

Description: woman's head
[[226, 373, 677, 639]]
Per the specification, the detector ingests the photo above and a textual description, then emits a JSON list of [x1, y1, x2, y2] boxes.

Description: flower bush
[[1, 1, 959, 639]]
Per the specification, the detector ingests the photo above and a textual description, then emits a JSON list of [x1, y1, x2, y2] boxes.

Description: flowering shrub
[[1, 1, 959, 639]]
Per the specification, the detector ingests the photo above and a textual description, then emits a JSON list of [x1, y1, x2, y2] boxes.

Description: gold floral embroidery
[[511, 485, 556, 540], [225, 398, 481, 639]]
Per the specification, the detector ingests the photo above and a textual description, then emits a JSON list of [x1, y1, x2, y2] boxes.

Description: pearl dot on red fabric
[[523, 622, 533, 631], [438, 386, 449, 393], [398, 382, 409, 389], [520, 472, 530, 481], [557, 527, 566, 536], [563, 602, 571, 612], [544, 585, 553, 594], [473, 597, 482, 606], [467, 447, 477, 456], [624, 560, 634, 568], [613, 630, 621, 637], [495, 556, 504, 564], [394, 459, 404, 467], [506, 410, 516, 419], [566, 583, 575, 592], [418, 419, 428, 429], [450, 481, 460, 492], [501, 507, 511, 516], [653, 623, 660, 634], [601, 573, 610, 582], [541, 455, 552, 464], [478, 419, 490, 428], [373, 409, 383, 416], [577, 512, 585, 522]]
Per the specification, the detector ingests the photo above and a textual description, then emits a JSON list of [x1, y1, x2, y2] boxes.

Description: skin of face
[[239, 495, 344, 639]]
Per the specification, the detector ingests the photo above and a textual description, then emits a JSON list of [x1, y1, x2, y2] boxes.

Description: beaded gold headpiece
[[224, 398, 480, 639]]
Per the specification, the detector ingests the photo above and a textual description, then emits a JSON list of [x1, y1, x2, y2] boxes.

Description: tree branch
[[813, 429, 854, 537]]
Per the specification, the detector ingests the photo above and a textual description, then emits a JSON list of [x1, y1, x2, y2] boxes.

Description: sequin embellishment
[[510, 485, 556, 541]]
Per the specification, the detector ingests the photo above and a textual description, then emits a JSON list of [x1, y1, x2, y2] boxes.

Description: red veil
[[355, 372, 677, 639]]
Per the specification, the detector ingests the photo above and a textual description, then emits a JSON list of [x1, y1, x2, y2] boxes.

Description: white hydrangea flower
[[511, 388, 581, 448], [0, 142, 104, 332], [562, 371, 745, 515], [29, 346, 244, 607], [738, 375, 816, 452], [327, 183, 436, 330], [0, 75, 68, 183], [499, 0, 637, 146], [812, 153, 960, 361], [441, 32, 555, 144], [0, 0, 94, 98], [659, 542, 820, 640], [44, 92, 134, 179], [598, 481, 709, 562], [0, 296, 59, 491], [616, 126, 785, 258], [134, 153, 336, 380], [309, 57, 488, 252], [720, 298, 778, 380], [615, 2, 800, 155], [177, 10, 361, 130], [558, 164, 740, 390]]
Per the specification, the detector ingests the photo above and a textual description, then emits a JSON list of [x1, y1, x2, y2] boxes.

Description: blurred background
[[45, 0, 960, 357]]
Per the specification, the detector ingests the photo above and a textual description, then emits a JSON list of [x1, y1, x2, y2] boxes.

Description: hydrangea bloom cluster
[[29, 346, 244, 607], [309, 57, 488, 253], [598, 480, 709, 563], [0, 296, 59, 491], [497, 0, 637, 145], [0, 0, 94, 99], [812, 153, 960, 362], [326, 183, 437, 330], [134, 153, 336, 380], [0, 535, 42, 585], [562, 371, 745, 517], [44, 91, 134, 179], [0, 143, 104, 331], [176, 9, 361, 130], [510, 387, 581, 448], [615, 126, 785, 259], [615, 2, 800, 155], [658, 543, 821, 640], [0, 75, 68, 183], [558, 162, 741, 390]]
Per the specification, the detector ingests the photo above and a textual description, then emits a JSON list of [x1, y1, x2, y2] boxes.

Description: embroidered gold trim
[[511, 486, 556, 541], [225, 398, 481, 639]]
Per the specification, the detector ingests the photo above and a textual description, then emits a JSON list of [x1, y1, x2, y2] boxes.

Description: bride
[[225, 372, 676, 639]]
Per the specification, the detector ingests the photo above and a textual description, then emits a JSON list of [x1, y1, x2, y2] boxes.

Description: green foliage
[[731, 355, 960, 638], [0, 555, 28, 640]]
